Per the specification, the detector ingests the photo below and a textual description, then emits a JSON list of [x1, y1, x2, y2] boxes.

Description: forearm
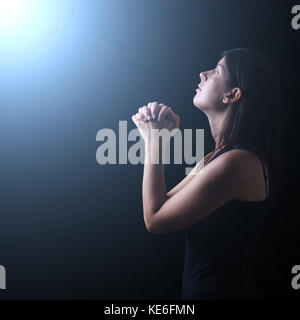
[[142, 138, 168, 229]]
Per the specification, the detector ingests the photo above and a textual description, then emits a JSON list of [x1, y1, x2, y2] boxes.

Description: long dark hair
[[210, 48, 283, 207]]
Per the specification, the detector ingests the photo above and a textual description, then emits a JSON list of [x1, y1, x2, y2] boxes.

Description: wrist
[[144, 137, 167, 165]]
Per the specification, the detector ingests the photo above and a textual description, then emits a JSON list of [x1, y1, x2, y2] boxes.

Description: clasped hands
[[132, 101, 180, 141]]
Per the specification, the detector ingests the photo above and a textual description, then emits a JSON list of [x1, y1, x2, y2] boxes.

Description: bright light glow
[[0, 0, 33, 32], [0, 0, 71, 63]]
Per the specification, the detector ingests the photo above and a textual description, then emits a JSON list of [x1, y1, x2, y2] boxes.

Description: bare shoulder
[[206, 148, 266, 201], [215, 148, 261, 166], [204, 148, 250, 168]]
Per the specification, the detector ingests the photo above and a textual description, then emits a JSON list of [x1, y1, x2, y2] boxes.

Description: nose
[[199, 71, 207, 82]]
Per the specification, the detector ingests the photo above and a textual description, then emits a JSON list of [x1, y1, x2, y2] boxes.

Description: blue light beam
[[0, 0, 72, 63]]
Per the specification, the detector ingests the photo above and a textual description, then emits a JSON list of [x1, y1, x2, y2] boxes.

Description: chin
[[193, 94, 207, 111]]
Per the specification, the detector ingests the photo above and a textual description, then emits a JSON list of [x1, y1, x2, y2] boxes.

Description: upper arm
[[148, 151, 245, 233], [166, 172, 195, 198], [166, 156, 209, 198]]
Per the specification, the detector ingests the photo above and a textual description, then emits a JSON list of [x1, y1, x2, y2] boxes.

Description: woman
[[132, 48, 282, 299]]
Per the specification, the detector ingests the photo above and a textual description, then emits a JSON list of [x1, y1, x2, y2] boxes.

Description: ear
[[223, 87, 242, 104]]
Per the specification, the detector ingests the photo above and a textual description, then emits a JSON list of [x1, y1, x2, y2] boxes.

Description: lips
[[197, 84, 202, 90]]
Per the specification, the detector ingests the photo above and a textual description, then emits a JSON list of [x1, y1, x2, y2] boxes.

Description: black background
[[0, 0, 299, 299]]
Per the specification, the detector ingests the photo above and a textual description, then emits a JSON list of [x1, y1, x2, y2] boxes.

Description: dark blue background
[[0, 0, 299, 299]]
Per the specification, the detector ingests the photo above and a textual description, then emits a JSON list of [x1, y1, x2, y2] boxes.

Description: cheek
[[201, 85, 221, 103], [193, 83, 224, 109], [207, 81, 226, 102]]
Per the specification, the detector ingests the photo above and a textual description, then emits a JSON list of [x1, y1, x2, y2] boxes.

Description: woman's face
[[193, 57, 231, 113]]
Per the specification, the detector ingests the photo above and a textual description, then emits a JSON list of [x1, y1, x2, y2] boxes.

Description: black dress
[[181, 145, 269, 300]]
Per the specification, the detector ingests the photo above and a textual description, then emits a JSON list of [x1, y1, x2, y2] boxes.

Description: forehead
[[216, 57, 227, 76]]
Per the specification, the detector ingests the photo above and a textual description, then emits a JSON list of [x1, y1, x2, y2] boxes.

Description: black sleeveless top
[[181, 145, 269, 300]]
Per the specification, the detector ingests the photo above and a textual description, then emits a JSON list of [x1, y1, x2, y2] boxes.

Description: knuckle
[[154, 105, 161, 113]]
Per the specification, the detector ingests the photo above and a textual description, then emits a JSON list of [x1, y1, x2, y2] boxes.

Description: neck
[[206, 110, 229, 150]]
